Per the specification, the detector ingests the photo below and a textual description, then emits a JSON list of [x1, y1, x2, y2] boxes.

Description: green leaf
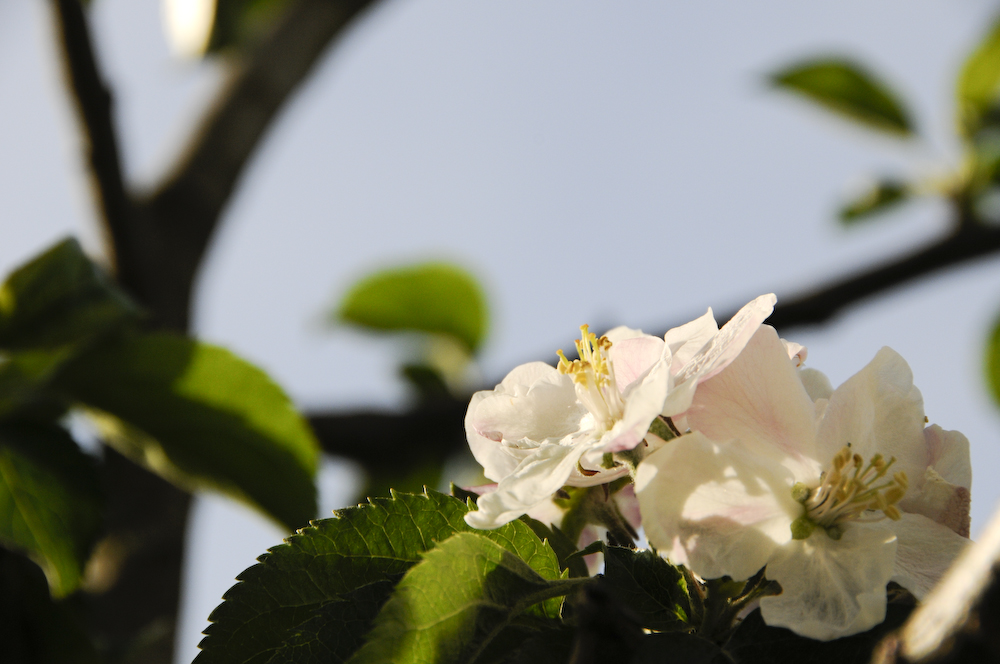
[[349, 532, 581, 664], [0, 238, 137, 351], [0, 421, 102, 597], [195, 490, 562, 664], [957, 16, 1000, 139], [770, 59, 914, 136], [263, 580, 398, 664], [337, 262, 489, 353], [0, 547, 100, 664], [601, 546, 692, 631], [518, 516, 588, 578], [986, 314, 1000, 409], [51, 332, 318, 530], [0, 349, 75, 419], [839, 179, 911, 224]]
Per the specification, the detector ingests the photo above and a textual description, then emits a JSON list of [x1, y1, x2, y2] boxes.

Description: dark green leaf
[[264, 579, 398, 664], [337, 262, 489, 353], [0, 546, 100, 664], [839, 180, 911, 224], [195, 490, 561, 664], [51, 332, 318, 530], [957, 16, 1000, 139], [0, 238, 137, 351], [722, 604, 913, 663], [602, 546, 692, 631], [519, 516, 588, 578], [0, 421, 102, 597], [770, 59, 914, 136], [349, 532, 580, 664], [0, 349, 74, 419], [985, 314, 1000, 410]]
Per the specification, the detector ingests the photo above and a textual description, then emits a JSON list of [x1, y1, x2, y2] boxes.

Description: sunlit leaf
[[51, 333, 318, 530], [0, 238, 137, 351], [771, 59, 914, 136], [0, 422, 102, 597], [337, 262, 489, 353], [839, 179, 911, 225], [194, 490, 562, 664], [349, 532, 579, 664], [957, 15, 1000, 140]]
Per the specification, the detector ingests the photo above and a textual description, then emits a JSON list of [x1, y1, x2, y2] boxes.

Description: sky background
[[3, 1, 1000, 662]]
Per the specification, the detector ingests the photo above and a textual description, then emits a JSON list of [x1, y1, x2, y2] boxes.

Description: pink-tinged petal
[[615, 483, 643, 531], [888, 512, 970, 599], [815, 347, 927, 483], [604, 358, 671, 452], [635, 432, 801, 581], [686, 326, 821, 479], [676, 293, 777, 384], [465, 437, 602, 529], [760, 524, 897, 640], [781, 339, 808, 367], [604, 325, 649, 345], [900, 468, 971, 537], [922, 425, 972, 490], [664, 309, 718, 372], [465, 391, 523, 482], [799, 368, 833, 401], [610, 335, 666, 392]]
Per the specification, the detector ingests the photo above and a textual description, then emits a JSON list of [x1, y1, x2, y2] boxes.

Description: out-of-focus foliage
[[770, 59, 914, 136], [0, 421, 101, 597], [336, 262, 489, 354], [839, 179, 910, 225], [957, 16, 1000, 141], [52, 333, 319, 530]]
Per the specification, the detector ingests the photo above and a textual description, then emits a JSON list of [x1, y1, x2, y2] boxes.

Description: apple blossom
[[635, 325, 971, 640], [464, 294, 776, 530]]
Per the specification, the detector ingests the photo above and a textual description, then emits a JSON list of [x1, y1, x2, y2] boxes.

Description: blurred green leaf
[[194, 489, 562, 664], [0, 547, 100, 664], [770, 59, 914, 136], [337, 262, 489, 353], [349, 532, 577, 664], [957, 16, 1000, 140], [0, 350, 75, 419], [51, 332, 318, 530], [839, 179, 911, 224], [985, 314, 1000, 409], [0, 422, 102, 597], [207, 0, 291, 53], [0, 238, 137, 351]]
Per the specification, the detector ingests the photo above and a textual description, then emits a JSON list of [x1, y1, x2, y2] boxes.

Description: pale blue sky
[[3, 1, 1000, 662]]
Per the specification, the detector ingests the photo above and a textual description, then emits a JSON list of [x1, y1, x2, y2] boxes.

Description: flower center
[[557, 325, 625, 433], [790, 445, 909, 540]]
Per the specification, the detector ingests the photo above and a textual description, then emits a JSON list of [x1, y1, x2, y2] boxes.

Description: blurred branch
[[131, 0, 378, 329], [310, 223, 1000, 465], [49, 0, 134, 278]]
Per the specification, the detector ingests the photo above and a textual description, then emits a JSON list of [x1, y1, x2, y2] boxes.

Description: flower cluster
[[463, 294, 971, 640]]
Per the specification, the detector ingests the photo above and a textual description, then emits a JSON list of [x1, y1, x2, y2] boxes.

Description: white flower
[[464, 294, 776, 530], [635, 326, 971, 640]]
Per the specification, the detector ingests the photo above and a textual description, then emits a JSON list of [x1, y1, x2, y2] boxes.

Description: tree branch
[[309, 223, 1000, 463], [49, 0, 134, 280], [131, 0, 378, 329]]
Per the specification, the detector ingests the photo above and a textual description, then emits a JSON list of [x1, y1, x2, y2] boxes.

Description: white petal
[[675, 293, 776, 384], [799, 368, 833, 401], [610, 335, 666, 392], [465, 390, 522, 482], [604, 357, 672, 452], [604, 325, 649, 345], [465, 437, 602, 529], [922, 425, 972, 490], [781, 339, 808, 367], [472, 363, 585, 446], [816, 347, 927, 483], [663, 308, 718, 372], [889, 512, 971, 599], [760, 524, 897, 640], [686, 326, 821, 479], [635, 431, 801, 581], [900, 467, 971, 537]]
